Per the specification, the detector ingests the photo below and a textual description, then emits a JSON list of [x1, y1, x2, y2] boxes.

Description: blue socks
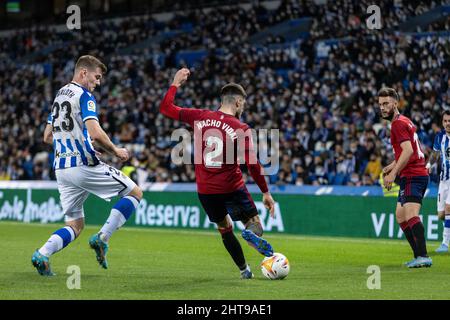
[[38, 226, 76, 257]]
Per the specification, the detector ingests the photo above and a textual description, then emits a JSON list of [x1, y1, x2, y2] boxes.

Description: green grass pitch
[[1, 221, 450, 300]]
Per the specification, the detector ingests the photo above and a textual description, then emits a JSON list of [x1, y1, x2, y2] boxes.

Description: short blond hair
[[75, 55, 107, 74]]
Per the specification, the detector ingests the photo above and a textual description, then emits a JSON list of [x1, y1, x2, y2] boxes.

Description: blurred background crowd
[[0, 0, 449, 187]]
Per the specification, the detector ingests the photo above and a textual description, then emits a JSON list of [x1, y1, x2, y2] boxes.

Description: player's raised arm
[[85, 119, 129, 162], [159, 68, 190, 120]]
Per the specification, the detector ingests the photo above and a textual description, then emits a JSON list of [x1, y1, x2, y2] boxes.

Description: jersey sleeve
[[243, 125, 269, 193], [160, 85, 205, 126], [80, 91, 99, 122], [433, 132, 442, 151], [391, 120, 410, 145]]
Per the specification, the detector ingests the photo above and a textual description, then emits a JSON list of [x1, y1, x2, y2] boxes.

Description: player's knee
[[218, 225, 233, 235], [438, 211, 446, 220], [445, 205, 450, 215], [395, 211, 405, 224], [76, 224, 85, 236], [246, 221, 263, 237], [129, 186, 143, 201], [67, 222, 84, 237]]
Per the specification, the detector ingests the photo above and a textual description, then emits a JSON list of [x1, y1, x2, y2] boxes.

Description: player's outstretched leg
[[31, 225, 77, 276], [218, 223, 254, 279], [90, 191, 141, 269], [242, 218, 273, 257]]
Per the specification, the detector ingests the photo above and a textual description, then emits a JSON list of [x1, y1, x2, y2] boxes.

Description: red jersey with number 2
[[390, 114, 428, 177], [159, 86, 268, 195], [181, 108, 251, 194]]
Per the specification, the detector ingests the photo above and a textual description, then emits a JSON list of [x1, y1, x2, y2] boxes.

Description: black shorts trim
[[402, 196, 423, 205], [112, 176, 128, 195], [234, 208, 258, 224]]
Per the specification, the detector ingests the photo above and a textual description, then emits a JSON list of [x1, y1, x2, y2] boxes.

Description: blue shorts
[[198, 187, 258, 223], [397, 176, 429, 206]]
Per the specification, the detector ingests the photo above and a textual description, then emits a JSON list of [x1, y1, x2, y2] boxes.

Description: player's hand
[[114, 147, 129, 162], [263, 192, 275, 218], [382, 164, 394, 176], [383, 172, 396, 191], [172, 68, 190, 87]]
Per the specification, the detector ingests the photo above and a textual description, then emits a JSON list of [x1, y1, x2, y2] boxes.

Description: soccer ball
[[260, 252, 290, 280]]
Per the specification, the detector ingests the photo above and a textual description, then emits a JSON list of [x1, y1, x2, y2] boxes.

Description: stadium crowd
[[0, 0, 449, 186]]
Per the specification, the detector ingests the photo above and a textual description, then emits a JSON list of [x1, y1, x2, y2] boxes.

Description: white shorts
[[437, 179, 450, 212], [55, 162, 137, 221]]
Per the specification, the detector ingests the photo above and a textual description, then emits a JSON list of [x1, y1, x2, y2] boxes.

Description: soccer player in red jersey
[[159, 68, 276, 279], [379, 87, 432, 268]]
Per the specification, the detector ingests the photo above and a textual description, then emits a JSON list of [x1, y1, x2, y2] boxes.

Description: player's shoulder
[[435, 129, 446, 141], [69, 82, 95, 100], [392, 115, 413, 129], [183, 107, 209, 119], [436, 129, 445, 137]]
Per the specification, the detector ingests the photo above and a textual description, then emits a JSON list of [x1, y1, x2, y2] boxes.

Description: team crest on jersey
[[88, 100, 96, 112]]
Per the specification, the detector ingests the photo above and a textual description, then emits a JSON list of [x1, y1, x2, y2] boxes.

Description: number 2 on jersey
[[204, 136, 223, 168]]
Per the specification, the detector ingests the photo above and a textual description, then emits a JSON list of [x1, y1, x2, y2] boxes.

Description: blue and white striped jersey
[[47, 82, 100, 169], [433, 129, 450, 181]]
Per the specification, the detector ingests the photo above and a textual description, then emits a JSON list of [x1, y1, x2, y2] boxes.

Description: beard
[[381, 109, 395, 121]]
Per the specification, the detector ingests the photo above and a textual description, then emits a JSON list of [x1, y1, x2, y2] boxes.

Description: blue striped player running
[[427, 110, 450, 253], [31, 55, 143, 276]]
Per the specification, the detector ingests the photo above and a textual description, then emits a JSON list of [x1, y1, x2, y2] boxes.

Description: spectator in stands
[[0, 0, 448, 187]]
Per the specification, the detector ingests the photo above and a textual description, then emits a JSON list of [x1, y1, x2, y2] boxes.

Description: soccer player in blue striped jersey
[[31, 55, 143, 276], [427, 110, 450, 253]]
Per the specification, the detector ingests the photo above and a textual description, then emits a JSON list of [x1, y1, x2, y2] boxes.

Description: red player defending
[[379, 87, 432, 268], [159, 68, 276, 279]]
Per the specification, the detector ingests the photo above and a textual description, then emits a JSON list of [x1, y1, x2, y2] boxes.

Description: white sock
[[99, 196, 139, 242], [39, 226, 76, 257], [99, 209, 127, 242], [240, 264, 251, 273], [443, 216, 450, 246]]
